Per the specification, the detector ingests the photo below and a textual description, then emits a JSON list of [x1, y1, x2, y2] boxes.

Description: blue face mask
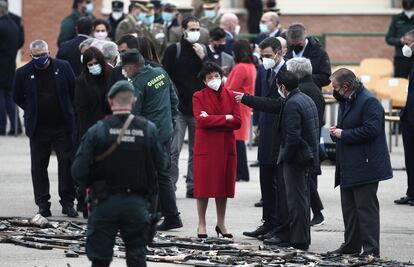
[[88, 64, 102, 76], [139, 13, 154, 26], [204, 9, 216, 18], [260, 23, 269, 33], [162, 12, 173, 23], [32, 55, 49, 69], [85, 3, 94, 14]]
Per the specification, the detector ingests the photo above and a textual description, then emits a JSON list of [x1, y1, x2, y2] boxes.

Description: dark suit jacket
[[252, 63, 286, 165], [13, 59, 77, 138], [286, 36, 331, 88], [0, 15, 19, 90], [56, 35, 89, 77], [255, 29, 282, 45], [223, 31, 234, 55], [298, 75, 326, 128], [279, 88, 320, 174], [401, 68, 414, 125], [334, 87, 392, 187]]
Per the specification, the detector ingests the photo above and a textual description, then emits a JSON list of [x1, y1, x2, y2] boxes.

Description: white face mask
[[94, 31, 108, 40], [112, 11, 123, 21], [262, 57, 276, 70], [186, 31, 200, 43], [402, 44, 413, 57], [234, 24, 240, 35], [259, 23, 269, 34], [207, 78, 221, 91], [405, 11, 414, 19]]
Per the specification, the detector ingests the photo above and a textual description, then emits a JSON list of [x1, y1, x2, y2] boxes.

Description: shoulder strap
[[175, 42, 181, 60], [94, 114, 135, 162]]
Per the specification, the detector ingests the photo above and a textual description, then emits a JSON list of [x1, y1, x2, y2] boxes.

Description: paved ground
[[0, 131, 413, 267]]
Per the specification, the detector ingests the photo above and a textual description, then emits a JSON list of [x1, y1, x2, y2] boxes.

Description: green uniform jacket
[[386, 12, 414, 58], [200, 13, 222, 31], [57, 10, 82, 46], [131, 65, 179, 142], [115, 14, 138, 42], [71, 116, 167, 187]]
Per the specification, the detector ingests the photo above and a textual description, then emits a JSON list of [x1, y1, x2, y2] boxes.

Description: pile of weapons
[[0, 215, 413, 266]]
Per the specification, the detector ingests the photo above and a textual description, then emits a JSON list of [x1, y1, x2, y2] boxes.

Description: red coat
[[225, 62, 256, 141], [192, 86, 242, 198]]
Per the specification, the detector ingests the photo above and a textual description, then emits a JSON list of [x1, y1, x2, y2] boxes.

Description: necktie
[[268, 69, 276, 87]]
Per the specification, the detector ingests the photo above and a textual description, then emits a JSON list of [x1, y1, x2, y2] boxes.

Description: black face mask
[[214, 44, 226, 54], [292, 44, 304, 53], [333, 90, 346, 102]]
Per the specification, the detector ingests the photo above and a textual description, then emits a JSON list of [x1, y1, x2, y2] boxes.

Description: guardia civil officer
[[72, 80, 167, 267]]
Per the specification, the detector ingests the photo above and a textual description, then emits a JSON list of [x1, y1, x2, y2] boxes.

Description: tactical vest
[[92, 115, 157, 196]]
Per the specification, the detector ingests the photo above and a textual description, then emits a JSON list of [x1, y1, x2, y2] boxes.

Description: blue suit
[[251, 63, 286, 227], [13, 59, 77, 139], [223, 31, 234, 55]]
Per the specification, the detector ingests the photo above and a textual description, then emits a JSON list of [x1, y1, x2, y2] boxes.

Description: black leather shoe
[[156, 215, 183, 231], [243, 224, 271, 238], [62, 206, 79, 218], [258, 229, 276, 241], [409, 200, 414, 206], [263, 236, 286, 245], [328, 244, 360, 255], [394, 196, 414, 205], [38, 208, 52, 217], [254, 199, 263, 207], [360, 251, 380, 258], [287, 242, 309, 250]]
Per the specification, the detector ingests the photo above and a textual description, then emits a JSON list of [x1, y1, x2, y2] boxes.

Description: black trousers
[[259, 164, 278, 227], [394, 57, 414, 78], [401, 118, 414, 198], [236, 141, 249, 181], [158, 139, 179, 218], [283, 162, 310, 245], [310, 174, 324, 215], [29, 127, 75, 209], [340, 182, 380, 255]]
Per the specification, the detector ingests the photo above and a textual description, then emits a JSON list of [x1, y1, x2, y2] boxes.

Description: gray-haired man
[[14, 40, 78, 218]]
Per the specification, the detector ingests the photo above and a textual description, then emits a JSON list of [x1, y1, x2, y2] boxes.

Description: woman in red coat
[[225, 40, 257, 182], [192, 62, 241, 238]]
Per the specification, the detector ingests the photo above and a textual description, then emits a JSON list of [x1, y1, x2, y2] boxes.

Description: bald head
[[276, 36, 287, 56], [220, 13, 239, 35]]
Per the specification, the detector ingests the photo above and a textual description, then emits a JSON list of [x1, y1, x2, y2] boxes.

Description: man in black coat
[[240, 37, 287, 241], [0, 1, 22, 135], [329, 68, 392, 257], [107, 0, 125, 41], [285, 23, 331, 89], [277, 71, 319, 250], [394, 29, 414, 205], [286, 57, 326, 226], [255, 12, 282, 45], [56, 17, 92, 77], [14, 40, 78, 218]]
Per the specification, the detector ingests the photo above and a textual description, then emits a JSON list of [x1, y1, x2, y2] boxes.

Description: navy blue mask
[[33, 55, 49, 69]]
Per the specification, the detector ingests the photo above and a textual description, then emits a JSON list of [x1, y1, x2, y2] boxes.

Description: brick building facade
[[19, 0, 394, 65]]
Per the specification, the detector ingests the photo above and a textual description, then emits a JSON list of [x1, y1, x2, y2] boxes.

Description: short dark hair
[[199, 61, 224, 81], [117, 34, 139, 49], [93, 19, 111, 33], [259, 37, 281, 53], [330, 68, 362, 90], [76, 17, 93, 35], [209, 27, 226, 41], [72, 0, 85, 9], [233, 39, 254, 63], [182, 15, 199, 29], [277, 71, 299, 92], [403, 0, 414, 10]]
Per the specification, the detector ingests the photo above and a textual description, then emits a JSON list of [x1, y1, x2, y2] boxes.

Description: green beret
[[107, 80, 135, 98], [121, 49, 142, 65]]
